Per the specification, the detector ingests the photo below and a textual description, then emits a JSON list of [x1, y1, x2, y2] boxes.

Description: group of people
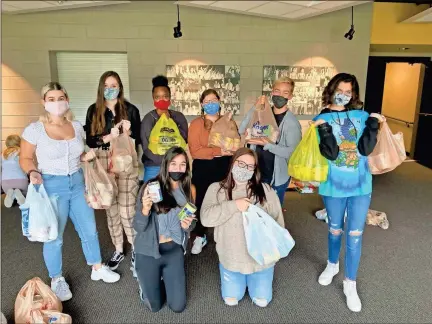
[[2, 70, 384, 314]]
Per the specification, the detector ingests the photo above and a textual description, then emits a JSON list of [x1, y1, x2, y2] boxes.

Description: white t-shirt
[[22, 121, 85, 176]]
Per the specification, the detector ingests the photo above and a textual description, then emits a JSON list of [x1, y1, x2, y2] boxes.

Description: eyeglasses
[[203, 99, 219, 104], [236, 160, 256, 171]]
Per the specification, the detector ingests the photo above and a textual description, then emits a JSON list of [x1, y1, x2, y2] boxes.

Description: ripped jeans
[[322, 194, 371, 281], [219, 263, 274, 307]]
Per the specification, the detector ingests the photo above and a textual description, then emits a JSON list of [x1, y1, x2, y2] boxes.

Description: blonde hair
[[39, 82, 74, 123], [3, 135, 21, 159], [273, 77, 295, 92]]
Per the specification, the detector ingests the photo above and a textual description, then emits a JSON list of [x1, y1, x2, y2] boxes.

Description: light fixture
[[344, 6, 355, 40], [173, 4, 183, 39]]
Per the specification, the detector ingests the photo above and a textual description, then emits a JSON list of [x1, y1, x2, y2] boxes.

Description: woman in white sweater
[[201, 148, 284, 308]]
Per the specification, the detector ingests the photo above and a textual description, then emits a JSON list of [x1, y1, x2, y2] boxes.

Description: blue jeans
[[322, 194, 371, 281], [219, 263, 274, 307], [143, 166, 161, 183], [42, 170, 102, 278], [262, 177, 289, 206]]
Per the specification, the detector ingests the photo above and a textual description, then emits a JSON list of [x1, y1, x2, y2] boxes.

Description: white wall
[[1, 1, 373, 147]]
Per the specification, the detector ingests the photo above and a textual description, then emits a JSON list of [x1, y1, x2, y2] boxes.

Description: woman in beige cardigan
[[201, 148, 284, 308]]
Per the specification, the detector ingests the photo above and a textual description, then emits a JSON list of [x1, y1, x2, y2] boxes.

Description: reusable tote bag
[[368, 119, 406, 174], [19, 184, 58, 243], [148, 113, 187, 155], [109, 133, 136, 174], [245, 100, 280, 143], [208, 112, 241, 152], [288, 124, 328, 182], [243, 205, 295, 266]]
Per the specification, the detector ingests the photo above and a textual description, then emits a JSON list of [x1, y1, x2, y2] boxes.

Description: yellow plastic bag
[[148, 113, 187, 155], [288, 125, 328, 182]]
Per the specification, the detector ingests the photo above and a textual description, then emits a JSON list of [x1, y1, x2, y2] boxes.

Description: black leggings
[[192, 156, 231, 237], [135, 242, 186, 313]]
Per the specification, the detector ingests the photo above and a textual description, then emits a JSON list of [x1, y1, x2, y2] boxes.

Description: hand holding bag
[[148, 113, 187, 155], [243, 204, 295, 266], [109, 133, 136, 174], [245, 99, 280, 143], [368, 119, 406, 174]]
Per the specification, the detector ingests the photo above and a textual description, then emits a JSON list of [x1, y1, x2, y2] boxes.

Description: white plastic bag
[[19, 184, 59, 243], [242, 204, 295, 266]]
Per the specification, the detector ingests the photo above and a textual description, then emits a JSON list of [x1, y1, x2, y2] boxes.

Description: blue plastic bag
[[19, 184, 59, 243], [243, 204, 295, 266]]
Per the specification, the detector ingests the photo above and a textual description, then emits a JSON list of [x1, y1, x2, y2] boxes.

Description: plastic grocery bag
[[85, 158, 117, 209], [148, 113, 187, 155], [368, 119, 406, 174], [110, 133, 136, 174], [15, 277, 71, 324], [208, 112, 241, 152], [245, 100, 280, 143], [288, 124, 328, 182], [19, 184, 58, 243], [243, 204, 295, 266]]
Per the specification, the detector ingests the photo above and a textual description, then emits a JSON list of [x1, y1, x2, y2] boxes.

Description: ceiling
[[175, 1, 371, 20], [1, 1, 130, 14], [402, 7, 432, 23]]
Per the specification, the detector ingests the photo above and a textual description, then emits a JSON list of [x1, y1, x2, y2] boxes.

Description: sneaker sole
[[191, 240, 207, 255], [59, 293, 73, 302], [91, 274, 120, 283]]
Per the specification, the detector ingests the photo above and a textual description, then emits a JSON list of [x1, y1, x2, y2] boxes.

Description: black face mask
[[169, 172, 185, 181], [272, 95, 288, 108]]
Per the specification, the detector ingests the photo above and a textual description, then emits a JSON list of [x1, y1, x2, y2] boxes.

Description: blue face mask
[[104, 87, 120, 100], [202, 102, 220, 115], [333, 93, 352, 106]]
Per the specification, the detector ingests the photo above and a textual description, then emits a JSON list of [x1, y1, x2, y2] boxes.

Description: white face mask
[[44, 101, 69, 116]]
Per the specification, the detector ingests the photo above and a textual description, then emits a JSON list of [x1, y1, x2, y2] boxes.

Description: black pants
[[135, 242, 186, 313], [192, 156, 231, 237]]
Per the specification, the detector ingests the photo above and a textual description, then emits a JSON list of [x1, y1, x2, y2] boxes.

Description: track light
[[344, 7, 355, 40], [173, 4, 183, 39]]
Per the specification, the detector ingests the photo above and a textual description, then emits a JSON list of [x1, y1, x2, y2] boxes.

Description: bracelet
[[27, 169, 41, 176]]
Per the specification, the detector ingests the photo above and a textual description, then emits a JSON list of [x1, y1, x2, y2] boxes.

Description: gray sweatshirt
[[140, 109, 189, 167], [239, 106, 302, 186]]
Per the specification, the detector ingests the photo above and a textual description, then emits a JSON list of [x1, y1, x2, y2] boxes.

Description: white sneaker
[[51, 277, 72, 302], [14, 189, 26, 206], [343, 280, 362, 312], [91, 265, 120, 283], [191, 235, 207, 255], [4, 189, 15, 208], [318, 261, 339, 286]]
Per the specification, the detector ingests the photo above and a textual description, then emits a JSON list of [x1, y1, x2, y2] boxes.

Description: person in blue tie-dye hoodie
[[312, 73, 384, 313]]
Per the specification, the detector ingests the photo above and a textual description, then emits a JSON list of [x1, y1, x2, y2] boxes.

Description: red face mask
[[154, 99, 170, 110]]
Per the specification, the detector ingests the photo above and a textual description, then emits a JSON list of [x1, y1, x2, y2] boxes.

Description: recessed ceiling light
[[400, 47, 410, 51]]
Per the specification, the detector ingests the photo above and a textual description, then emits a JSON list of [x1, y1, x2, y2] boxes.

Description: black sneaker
[[107, 251, 125, 270]]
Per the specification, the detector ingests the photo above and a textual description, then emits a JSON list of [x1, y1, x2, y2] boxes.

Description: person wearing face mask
[[20, 82, 120, 302], [187, 89, 233, 255], [239, 77, 302, 207], [201, 148, 284, 308], [140, 75, 188, 183], [133, 146, 196, 313], [312, 73, 383, 313], [85, 71, 141, 273]]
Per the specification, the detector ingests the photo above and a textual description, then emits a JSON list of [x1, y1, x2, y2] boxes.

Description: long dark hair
[[146, 146, 192, 214], [92, 71, 128, 136], [200, 88, 221, 131], [218, 148, 267, 205], [322, 73, 363, 109]]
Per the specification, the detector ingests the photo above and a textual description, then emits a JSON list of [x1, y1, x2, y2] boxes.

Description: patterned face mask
[[333, 93, 351, 106], [232, 165, 254, 183], [104, 87, 120, 100]]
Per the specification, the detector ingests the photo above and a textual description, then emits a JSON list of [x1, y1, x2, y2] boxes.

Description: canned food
[[147, 181, 163, 203], [178, 202, 197, 220]]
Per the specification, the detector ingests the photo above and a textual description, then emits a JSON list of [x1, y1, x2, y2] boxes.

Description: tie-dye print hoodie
[[313, 108, 379, 198]]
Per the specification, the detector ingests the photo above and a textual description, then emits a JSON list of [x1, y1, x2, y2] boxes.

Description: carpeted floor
[[1, 162, 432, 323]]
